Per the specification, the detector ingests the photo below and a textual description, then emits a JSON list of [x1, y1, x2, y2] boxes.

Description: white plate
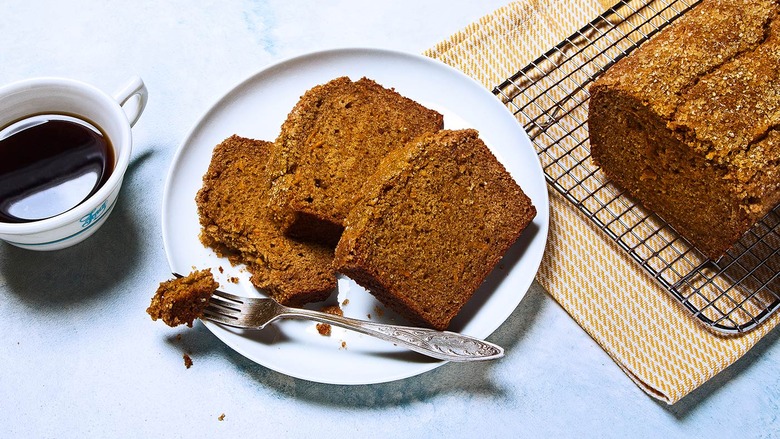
[[162, 48, 549, 385]]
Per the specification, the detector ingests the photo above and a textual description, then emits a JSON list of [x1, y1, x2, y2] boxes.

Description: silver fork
[[203, 289, 504, 362]]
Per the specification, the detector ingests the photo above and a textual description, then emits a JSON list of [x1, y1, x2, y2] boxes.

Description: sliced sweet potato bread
[[334, 129, 536, 330]]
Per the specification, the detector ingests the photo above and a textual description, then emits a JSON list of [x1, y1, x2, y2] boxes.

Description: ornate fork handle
[[279, 306, 504, 362]]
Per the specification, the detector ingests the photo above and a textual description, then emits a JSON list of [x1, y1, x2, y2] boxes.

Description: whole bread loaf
[[333, 129, 536, 330], [588, 0, 780, 259], [267, 76, 444, 247]]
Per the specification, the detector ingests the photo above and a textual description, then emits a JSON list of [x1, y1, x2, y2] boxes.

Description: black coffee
[[0, 114, 114, 223]]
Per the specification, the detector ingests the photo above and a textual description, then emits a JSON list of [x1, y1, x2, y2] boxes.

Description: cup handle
[[112, 76, 148, 127]]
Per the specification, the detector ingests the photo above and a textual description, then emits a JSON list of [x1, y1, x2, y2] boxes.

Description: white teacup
[[0, 76, 148, 250]]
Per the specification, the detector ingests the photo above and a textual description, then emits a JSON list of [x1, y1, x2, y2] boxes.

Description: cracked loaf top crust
[[588, 0, 780, 259]]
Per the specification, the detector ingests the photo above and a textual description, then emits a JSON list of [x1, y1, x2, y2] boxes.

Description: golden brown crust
[[196, 135, 336, 306], [267, 76, 444, 246], [593, 0, 773, 118], [333, 129, 536, 330], [589, 0, 780, 259]]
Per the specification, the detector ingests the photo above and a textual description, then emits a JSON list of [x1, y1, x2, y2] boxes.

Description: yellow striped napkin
[[426, 0, 780, 404]]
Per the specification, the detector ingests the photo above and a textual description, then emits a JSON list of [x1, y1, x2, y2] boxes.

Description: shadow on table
[[185, 280, 547, 408], [0, 150, 152, 309], [661, 323, 780, 418]]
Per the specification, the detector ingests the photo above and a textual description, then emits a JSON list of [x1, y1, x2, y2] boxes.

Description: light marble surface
[[1, 1, 779, 437]]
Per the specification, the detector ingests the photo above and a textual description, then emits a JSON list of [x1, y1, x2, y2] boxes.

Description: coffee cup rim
[[0, 77, 133, 234]]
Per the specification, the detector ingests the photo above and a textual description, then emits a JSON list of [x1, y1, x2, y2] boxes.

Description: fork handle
[[279, 307, 504, 362]]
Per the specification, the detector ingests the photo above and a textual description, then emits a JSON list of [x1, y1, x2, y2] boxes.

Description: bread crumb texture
[[147, 269, 218, 327], [334, 129, 536, 330], [315, 304, 344, 336], [196, 135, 336, 306]]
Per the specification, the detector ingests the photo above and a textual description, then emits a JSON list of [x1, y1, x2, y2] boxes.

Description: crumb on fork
[[147, 269, 218, 327]]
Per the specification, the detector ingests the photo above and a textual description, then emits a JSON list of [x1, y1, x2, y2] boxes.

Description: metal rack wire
[[494, 0, 780, 334]]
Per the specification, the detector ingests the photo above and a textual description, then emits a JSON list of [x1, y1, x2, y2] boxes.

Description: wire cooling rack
[[494, 0, 780, 334]]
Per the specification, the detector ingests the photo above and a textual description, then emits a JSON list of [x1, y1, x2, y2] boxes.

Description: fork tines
[[212, 289, 246, 304], [202, 290, 244, 325]]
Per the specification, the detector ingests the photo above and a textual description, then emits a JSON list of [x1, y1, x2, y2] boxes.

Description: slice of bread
[[267, 76, 444, 246], [196, 135, 336, 306], [333, 129, 536, 330]]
